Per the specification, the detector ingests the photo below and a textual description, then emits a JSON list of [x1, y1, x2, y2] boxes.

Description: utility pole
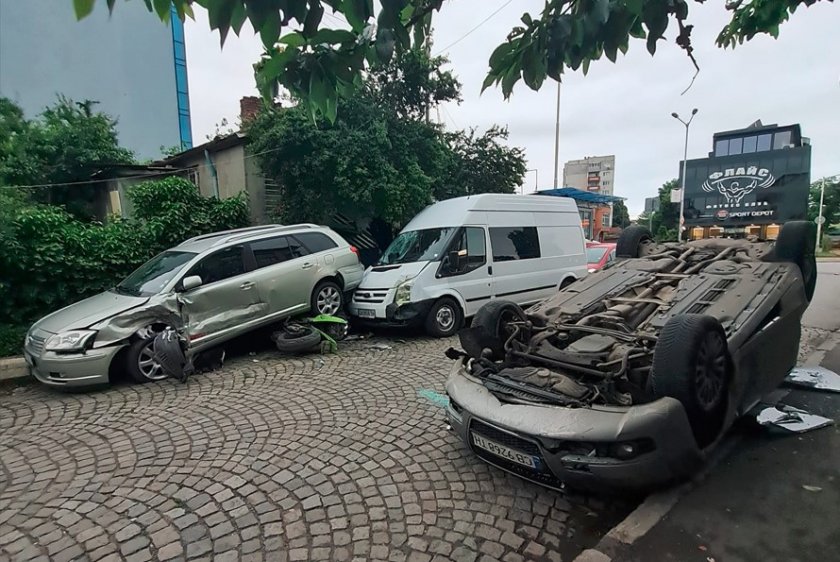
[[816, 176, 826, 249], [672, 108, 698, 242], [553, 82, 561, 188]]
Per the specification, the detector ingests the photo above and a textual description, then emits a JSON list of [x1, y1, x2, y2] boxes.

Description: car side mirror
[[448, 250, 467, 272], [181, 275, 203, 291]]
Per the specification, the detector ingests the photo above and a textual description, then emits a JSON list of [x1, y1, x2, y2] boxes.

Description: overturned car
[[446, 222, 816, 491]]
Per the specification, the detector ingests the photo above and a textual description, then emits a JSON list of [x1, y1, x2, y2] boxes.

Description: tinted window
[[490, 227, 541, 261], [728, 137, 743, 155], [757, 133, 772, 152], [742, 135, 757, 153], [714, 139, 729, 156], [295, 232, 338, 253], [774, 130, 792, 149], [187, 246, 245, 284], [447, 227, 486, 272], [251, 236, 299, 268]]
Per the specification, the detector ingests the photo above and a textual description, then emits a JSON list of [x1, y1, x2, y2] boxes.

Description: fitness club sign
[[701, 166, 776, 219]]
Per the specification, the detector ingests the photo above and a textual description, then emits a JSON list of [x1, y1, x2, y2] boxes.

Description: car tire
[[616, 225, 653, 258], [648, 314, 730, 447], [469, 300, 527, 359], [772, 220, 817, 301], [273, 326, 322, 354], [311, 280, 344, 316], [425, 298, 463, 338], [125, 336, 167, 383]]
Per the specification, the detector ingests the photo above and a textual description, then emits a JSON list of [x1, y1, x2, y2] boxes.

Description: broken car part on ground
[[447, 222, 816, 491]]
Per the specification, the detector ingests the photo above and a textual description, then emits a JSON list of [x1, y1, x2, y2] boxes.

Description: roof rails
[[210, 223, 322, 247], [182, 224, 283, 245]]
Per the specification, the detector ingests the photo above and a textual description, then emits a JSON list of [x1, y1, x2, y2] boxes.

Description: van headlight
[[45, 330, 97, 353], [394, 280, 413, 307]]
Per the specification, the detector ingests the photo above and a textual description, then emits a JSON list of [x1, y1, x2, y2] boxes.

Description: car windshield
[[114, 251, 196, 297], [378, 228, 455, 265], [586, 247, 608, 263]]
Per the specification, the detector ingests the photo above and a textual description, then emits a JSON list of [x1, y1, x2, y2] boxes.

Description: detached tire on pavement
[[771, 220, 817, 302], [648, 314, 730, 447], [616, 225, 654, 259], [469, 300, 527, 359], [273, 326, 322, 354]]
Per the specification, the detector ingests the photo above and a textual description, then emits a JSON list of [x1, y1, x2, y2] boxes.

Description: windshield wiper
[[113, 284, 140, 296]]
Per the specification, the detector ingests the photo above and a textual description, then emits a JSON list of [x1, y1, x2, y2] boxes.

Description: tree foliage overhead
[[0, 96, 135, 218], [246, 51, 526, 229], [78, 0, 833, 120]]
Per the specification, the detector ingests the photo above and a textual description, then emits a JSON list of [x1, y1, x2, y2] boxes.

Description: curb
[[573, 330, 840, 562], [0, 356, 28, 383]]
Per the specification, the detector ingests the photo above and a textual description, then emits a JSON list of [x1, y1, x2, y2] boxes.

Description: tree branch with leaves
[[75, 0, 832, 121]]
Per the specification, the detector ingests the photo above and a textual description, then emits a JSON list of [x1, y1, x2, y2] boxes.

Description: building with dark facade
[[680, 120, 811, 240]]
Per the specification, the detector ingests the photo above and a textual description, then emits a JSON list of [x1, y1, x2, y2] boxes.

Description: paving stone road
[[0, 336, 634, 562]]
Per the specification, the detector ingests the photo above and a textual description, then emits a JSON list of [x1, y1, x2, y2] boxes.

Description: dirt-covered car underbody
[[446, 223, 816, 491]]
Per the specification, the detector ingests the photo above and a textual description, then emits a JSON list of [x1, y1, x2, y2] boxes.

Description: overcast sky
[[184, 1, 839, 215]]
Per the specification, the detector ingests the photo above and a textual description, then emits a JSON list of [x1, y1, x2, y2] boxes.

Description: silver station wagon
[[25, 224, 364, 387]]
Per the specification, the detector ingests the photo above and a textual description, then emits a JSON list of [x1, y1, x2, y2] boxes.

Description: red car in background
[[586, 242, 616, 272]]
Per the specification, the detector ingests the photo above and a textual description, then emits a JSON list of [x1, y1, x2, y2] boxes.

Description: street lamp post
[[524, 168, 538, 194], [672, 108, 698, 242], [816, 176, 826, 249]]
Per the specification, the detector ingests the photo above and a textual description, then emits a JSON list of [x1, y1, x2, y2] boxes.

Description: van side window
[[490, 227, 541, 261], [440, 227, 486, 276]]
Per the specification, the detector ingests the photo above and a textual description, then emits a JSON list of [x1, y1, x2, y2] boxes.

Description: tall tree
[[246, 51, 526, 230], [80, 0, 834, 121], [808, 177, 840, 228], [650, 178, 680, 234], [611, 199, 631, 229]]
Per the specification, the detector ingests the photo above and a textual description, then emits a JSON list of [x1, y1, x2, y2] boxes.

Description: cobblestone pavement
[[0, 336, 634, 562]]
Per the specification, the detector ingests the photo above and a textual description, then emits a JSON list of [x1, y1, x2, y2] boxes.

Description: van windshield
[[379, 228, 455, 265]]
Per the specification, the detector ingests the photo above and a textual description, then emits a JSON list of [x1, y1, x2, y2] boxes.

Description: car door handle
[[301, 262, 314, 270], [240, 281, 255, 290]]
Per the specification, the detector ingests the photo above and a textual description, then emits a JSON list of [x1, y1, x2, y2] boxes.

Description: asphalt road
[[802, 260, 840, 332]]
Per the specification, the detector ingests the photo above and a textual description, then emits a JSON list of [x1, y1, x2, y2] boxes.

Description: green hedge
[[0, 177, 249, 357]]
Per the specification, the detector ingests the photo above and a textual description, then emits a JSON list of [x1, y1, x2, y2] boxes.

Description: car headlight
[[45, 330, 97, 353], [394, 280, 413, 307]]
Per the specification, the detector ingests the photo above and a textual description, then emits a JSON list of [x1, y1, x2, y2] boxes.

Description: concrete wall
[[0, 0, 182, 159]]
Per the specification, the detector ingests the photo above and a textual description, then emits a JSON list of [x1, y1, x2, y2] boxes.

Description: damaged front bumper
[[445, 360, 703, 491], [25, 345, 121, 387]]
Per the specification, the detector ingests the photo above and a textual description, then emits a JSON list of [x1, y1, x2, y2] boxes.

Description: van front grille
[[353, 289, 389, 304]]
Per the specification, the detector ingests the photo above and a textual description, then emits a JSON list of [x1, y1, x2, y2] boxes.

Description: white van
[[348, 194, 587, 336]]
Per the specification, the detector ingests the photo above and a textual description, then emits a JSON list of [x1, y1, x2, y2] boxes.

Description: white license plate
[[471, 432, 539, 469], [356, 308, 376, 319]]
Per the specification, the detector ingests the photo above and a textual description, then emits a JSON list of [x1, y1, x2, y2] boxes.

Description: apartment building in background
[[563, 155, 617, 230], [0, 0, 192, 158]]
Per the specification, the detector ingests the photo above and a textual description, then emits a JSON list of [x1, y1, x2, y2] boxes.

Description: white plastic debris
[[756, 404, 833, 433], [802, 485, 823, 492], [785, 367, 840, 393]]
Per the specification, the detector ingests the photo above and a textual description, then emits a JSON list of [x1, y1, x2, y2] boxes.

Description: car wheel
[[469, 300, 527, 359], [272, 326, 323, 354], [312, 280, 344, 316], [425, 298, 463, 338], [648, 314, 730, 447], [616, 225, 653, 258], [126, 337, 167, 383], [772, 220, 817, 301]]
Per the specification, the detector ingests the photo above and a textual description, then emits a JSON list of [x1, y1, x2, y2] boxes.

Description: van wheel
[[425, 298, 463, 338], [559, 277, 575, 290]]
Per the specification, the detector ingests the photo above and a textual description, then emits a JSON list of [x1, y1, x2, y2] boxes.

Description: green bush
[[0, 177, 249, 356]]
